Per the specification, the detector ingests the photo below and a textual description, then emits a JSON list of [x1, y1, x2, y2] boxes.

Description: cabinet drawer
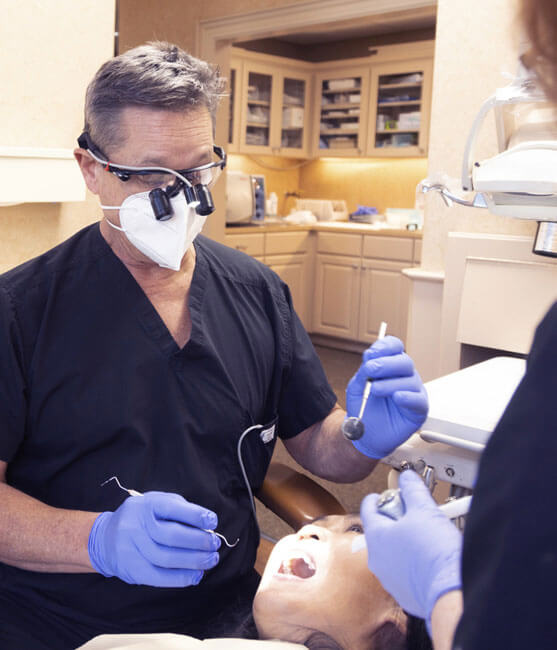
[[225, 233, 265, 256], [363, 235, 413, 262], [265, 231, 309, 255], [317, 232, 362, 256]]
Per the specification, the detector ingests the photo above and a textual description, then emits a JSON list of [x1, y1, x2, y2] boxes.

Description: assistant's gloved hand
[[346, 335, 428, 458], [88, 491, 221, 587], [360, 471, 462, 631]]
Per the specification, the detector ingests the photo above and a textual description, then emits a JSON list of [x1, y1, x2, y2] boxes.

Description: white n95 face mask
[[101, 192, 205, 271]]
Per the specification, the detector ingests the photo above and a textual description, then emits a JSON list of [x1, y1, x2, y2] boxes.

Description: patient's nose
[[297, 525, 324, 541]]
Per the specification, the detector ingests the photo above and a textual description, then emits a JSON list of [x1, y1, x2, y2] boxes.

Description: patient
[[252, 514, 430, 650], [79, 515, 431, 649]]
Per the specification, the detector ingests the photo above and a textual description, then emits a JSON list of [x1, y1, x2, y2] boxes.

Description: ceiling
[[277, 9, 436, 45]]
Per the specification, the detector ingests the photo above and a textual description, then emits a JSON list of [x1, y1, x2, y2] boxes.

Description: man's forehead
[[116, 106, 213, 166]]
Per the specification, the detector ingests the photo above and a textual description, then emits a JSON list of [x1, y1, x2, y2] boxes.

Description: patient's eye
[[346, 523, 363, 534]]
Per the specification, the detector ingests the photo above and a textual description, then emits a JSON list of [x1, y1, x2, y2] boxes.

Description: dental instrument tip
[[203, 530, 240, 548], [342, 416, 365, 440]]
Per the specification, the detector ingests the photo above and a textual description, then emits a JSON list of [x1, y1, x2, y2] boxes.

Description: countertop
[[225, 220, 422, 238]]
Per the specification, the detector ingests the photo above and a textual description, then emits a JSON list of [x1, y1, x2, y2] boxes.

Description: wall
[[422, 0, 530, 272], [299, 157, 427, 215], [0, 0, 115, 272], [236, 27, 436, 62], [1, 1, 530, 274], [404, 0, 543, 380], [228, 155, 426, 217], [117, 0, 311, 55], [227, 155, 301, 217]]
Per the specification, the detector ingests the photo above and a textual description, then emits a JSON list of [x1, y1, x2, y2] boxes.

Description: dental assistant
[[0, 42, 428, 649], [359, 2, 557, 648]]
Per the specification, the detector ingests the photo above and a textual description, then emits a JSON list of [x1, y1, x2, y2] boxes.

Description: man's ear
[[74, 148, 101, 195]]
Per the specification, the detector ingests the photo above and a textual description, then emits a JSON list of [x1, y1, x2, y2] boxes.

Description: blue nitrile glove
[[346, 335, 428, 458], [88, 491, 221, 587], [360, 471, 462, 632]]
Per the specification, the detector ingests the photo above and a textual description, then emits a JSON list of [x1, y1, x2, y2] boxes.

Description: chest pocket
[[236, 416, 278, 493]]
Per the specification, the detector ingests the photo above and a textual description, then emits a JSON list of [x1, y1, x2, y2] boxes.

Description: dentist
[[0, 42, 427, 649]]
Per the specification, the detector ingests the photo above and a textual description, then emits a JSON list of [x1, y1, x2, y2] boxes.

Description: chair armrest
[[256, 462, 346, 530]]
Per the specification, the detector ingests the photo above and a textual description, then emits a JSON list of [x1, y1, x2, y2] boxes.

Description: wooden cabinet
[[313, 253, 362, 338], [230, 43, 434, 160], [367, 58, 434, 157], [225, 231, 265, 262], [312, 233, 362, 338], [313, 66, 370, 157], [225, 230, 312, 328], [232, 53, 312, 158], [312, 231, 416, 343], [359, 235, 414, 342], [265, 231, 312, 329], [226, 228, 421, 345], [267, 253, 312, 329]]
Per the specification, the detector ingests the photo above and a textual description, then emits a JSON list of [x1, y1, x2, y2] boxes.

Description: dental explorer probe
[[342, 321, 388, 441], [101, 476, 239, 547]]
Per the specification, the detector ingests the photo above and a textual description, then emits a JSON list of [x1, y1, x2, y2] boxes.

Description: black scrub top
[[453, 302, 557, 650], [0, 224, 337, 647]]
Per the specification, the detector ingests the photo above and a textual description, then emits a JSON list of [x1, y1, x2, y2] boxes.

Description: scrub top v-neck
[[0, 222, 337, 644]]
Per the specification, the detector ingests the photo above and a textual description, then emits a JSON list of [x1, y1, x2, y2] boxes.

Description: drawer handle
[[236, 245, 247, 251]]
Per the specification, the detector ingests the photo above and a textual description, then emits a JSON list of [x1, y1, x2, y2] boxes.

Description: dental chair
[[255, 462, 346, 574]]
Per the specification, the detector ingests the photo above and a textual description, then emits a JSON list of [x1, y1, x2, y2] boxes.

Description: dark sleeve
[[0, 286, 28, 462], [453, 301, 557, 650], [275, 285, 338, 440]]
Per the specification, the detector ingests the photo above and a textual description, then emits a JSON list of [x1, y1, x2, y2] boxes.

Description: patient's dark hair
[[521, 0, 557, 102], [228, 608, 432, 650]]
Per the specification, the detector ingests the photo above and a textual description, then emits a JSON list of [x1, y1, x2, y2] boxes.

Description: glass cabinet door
[[368, 59, 433, 156], [227, 62, 242, 153], [228, 67, 236, 144], [316, 67, 370, 156], [280, 76, 307, 153], [243, 70, 273, 149]]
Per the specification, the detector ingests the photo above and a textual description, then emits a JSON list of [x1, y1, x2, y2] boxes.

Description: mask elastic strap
[[100, 205, 126, 232]]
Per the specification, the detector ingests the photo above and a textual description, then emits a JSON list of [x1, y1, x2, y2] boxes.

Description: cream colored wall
[[421, 0, 532, 272], [3, 0, 529, 273], [0, 1, 115, 272], [118, 0, 311, 54], [405, 0, 543, 380]]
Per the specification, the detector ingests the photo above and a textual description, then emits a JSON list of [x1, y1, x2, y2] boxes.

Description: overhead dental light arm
[[419, 72, 557, 257], [461, 82, 548, 192], [419, 181, 488, 209]]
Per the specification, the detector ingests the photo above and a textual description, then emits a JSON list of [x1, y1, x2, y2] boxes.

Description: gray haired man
[[0, 41, 427, 648]]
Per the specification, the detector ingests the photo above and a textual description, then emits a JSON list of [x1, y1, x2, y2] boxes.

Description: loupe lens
[[149, 188, 173, 221], [194, 184, 214, 216]]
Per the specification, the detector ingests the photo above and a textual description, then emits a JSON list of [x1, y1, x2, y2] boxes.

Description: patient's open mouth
[[278, 553, 316, 579]]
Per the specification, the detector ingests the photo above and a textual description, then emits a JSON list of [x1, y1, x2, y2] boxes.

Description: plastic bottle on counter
[[266, 191, 278, 217]]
